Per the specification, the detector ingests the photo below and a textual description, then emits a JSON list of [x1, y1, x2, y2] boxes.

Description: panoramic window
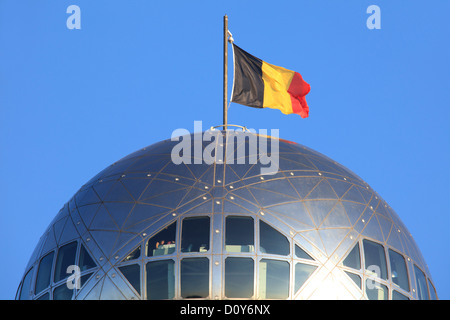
[[414, 265, 429, 300], [119, 264, 141, 295], [225, 257, 254, 298], [259, 259, 289, 299], [225, 216, 254, 253], [295, 263, 317, 293], [295, 245, 314, 260], [363, 239, 387, 280], [365, 279, 388, 300], [147, 222, 176, 256], [54, 241, 77, 283], [53, 283, 73, 300], [259, 221, 289, 256], [181, 258, 209, 298], [392, 290, 409, 300], [343, 242, 361, 270], [18, 268, 34, 300], [123, 246, 141, 262], [345, 271, 361, 289], [146, 260, 175, 300], [35, 251, 55, 295], [79, 245, 97, 272], [181, 217, 210, 253], [388, 249, 409, 292], [428, 279, 437, 300]]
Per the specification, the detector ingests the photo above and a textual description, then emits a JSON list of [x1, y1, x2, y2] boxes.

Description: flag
[[231, 44, 310, 118]]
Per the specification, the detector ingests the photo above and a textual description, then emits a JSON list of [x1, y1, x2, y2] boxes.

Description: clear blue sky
[[1, 0, 449, 299]]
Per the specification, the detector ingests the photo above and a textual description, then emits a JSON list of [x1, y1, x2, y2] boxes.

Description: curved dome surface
[[17, 130, 437, 300]]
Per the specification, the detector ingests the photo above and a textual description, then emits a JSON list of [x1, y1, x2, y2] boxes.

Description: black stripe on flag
[[231, 45, 264, 108]]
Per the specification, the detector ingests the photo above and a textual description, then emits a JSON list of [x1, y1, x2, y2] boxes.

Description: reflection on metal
[[16, 131, 437, 300]]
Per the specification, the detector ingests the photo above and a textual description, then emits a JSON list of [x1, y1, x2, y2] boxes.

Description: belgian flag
[[231, 44, 310, 118]]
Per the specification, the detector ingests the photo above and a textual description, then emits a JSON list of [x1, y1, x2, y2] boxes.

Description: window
[[259, 259, 289, 299], [414, 265, 429, 300], [225, 216, 254, 253], [79, 245, 97, 272], [54, 241, 77, 283], [123, 246, 141, 262], [428, 279, 437, 300], [18, 268, 34, 300], [388, 249, 409, 291], [295, 263, 317, 293], [119, 264, 141, 295], [181, 258, 209, 298], [392, 290, 409, 300], [35, 252, 54, 295], [295, 245, 314, 260], [146, 260, 175, 300], [343, 242, 361, 270], [259, 221, 289, 256], [345, 271, 361, 289], [363, 239, 387, 280], [225, 257, 254, 298], [181, 217, 210, 253], [53, 283, 73, 300], [147, 222, 176, 256], [365, 279, 388, 300], [36, 293, 49, 300]]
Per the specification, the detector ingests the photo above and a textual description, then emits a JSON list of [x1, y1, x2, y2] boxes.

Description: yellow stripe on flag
[[261, 61, 295, 114]]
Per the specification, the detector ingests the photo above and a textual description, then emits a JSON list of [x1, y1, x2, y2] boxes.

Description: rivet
[[362, 219, 365, 223], [112, 273, 116, 278], [289, 231, 294, 236], [290, 172, 294, 176], [86, 238, 91, 242], [115, 256, 119, 260], [370, 206, 373, 210], [142, 233, 147, 237], [99, 257, 104, 261], [229, 185, 234, 189], [407, 257, 411, 261], [147, 173, 151, 177], [350, 235, 353, 240], [215, 261, 220, 266], [343, 177, 347, 180], [99, 179, 103, 183], [204, 186, 209, 189], [398, 229, 401, 233], [215, 229, 220, 234], [96, 275, 100, 279], [260, 176, 264, 180], [318, 172, 322, 176], [217, 180, 222, 183], [366, 186, 369, 189], [230, 196, 234, 200], [121, 174, 126, 178], [172, 212, 177, 216], [261, 211, 265, 216], [77, 221, 81, 225], [202, 196, 207, 200], [215, 201, 221, 205], [175, 177, 179, 181]]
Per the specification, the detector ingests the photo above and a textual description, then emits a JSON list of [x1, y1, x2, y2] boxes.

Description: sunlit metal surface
[[16, 131, 437, 300]]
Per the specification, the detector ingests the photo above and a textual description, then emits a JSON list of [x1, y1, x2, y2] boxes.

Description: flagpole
[[223, 14, 228, 130]]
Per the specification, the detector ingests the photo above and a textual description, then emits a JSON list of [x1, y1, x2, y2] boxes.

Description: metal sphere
[[16, 131, 437, 300]]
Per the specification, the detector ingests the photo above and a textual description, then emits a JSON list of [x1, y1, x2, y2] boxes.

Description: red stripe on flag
[[288, 72, 310, 118]]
